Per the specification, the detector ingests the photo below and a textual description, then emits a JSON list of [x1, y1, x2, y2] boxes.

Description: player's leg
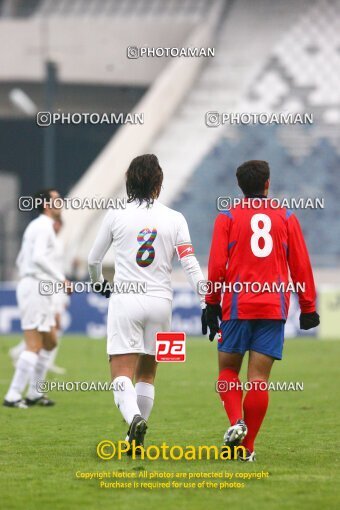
[[240, 319, 284, 461], [107, 294, 147, 449], [25, 328, 58, 406], [47, 313, 63, 374], [110, 353, 147, 451], [7, 276, 38, 365], [110, 353, 141, 423], [247, 350, 274, 381], [218, 351, 244, 422], [141, 295, 172, 424], [239, 351, 273, 461], [218, 351, 248, 448], [110, 352, 142, 422], [135, 355, 157, 421], [48, 300, 67, 374], [24, 291, 57, 406], [217, 320, 250, 447], [4, 278, 44, 407], [4, 329, 42, 407]]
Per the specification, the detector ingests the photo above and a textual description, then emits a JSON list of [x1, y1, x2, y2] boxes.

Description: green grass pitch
[[0, 336, 339, 510]]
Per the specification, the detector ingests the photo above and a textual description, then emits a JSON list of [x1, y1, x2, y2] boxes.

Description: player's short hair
[[34, 188, 58, 213], [126, 154, 163, 206], [236, 160, 270, 195]]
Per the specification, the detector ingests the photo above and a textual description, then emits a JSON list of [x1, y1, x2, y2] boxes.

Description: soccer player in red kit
[[202, 160, 320, 461]]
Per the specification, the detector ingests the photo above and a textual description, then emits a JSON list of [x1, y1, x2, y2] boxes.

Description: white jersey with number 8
[[88, 199, 205, 355], [88, 199, 204, 302]]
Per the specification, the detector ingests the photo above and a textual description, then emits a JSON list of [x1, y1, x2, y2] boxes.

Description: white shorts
[[107, 294, 172, 356], [52, 291, 70, 315], [17, 277, 56, 332]]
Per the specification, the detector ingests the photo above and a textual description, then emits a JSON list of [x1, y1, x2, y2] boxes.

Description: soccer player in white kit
[[3, 189, 72, 408], [88, 154, 205, 450], [8, 217, 69, 374]]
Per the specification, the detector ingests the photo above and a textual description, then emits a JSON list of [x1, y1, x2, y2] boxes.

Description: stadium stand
[[148, 0, 309, 205], [0, 1, 203, 85], [171, 0, 340, 267], [2, 0, 211, 19]]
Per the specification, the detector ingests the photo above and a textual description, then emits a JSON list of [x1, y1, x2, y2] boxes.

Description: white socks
[[113, 377, 155, 427], [113, 376, 141, 425], [27, 349, 53, 400], [5, 351, 38, 402], [136, 382, 155, 421]]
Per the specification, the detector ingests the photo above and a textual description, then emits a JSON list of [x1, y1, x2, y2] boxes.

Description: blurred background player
[[88, 154, 205, 451], [8, 217, 69, 375], [3, 189, 72, 408], [203, 160, 320, 461]]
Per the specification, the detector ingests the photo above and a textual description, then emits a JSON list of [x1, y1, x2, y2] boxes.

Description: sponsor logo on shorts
[[155, 332, 186, 362]]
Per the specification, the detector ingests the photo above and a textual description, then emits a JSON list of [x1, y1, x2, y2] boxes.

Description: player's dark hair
[[236, 160, 270, 195], [34, 188, 57, 213], [126, 154, 163, 206]]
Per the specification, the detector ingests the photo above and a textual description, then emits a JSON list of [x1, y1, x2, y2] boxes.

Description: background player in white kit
[[88, 154, 205, 450], [8, 217, 69, 375], [3, 189, 72, 408]]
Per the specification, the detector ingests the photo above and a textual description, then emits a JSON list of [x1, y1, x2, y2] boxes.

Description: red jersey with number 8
[[205, 199, 317, 320]]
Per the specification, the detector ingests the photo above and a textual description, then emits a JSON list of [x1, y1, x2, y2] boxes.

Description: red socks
[[218, 372, 269, 452], [218, 368, 243, 425], [242, 380, 269, 452]]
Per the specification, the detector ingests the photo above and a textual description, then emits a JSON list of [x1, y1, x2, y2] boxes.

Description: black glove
[[206, 303, 222, 341], [299, 311, 320, 330], [201, 307, 207, 335], [91, 279, 112, 298]]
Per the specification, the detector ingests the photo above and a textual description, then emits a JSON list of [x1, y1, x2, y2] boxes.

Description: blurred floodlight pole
[[43, 61, 58, 188]]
